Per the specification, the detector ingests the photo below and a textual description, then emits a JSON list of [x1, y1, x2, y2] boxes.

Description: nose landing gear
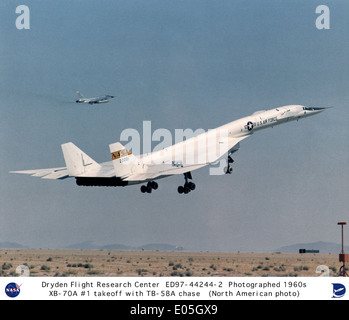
[[178, 172, 196, 194], [224, 155, 234, 174]]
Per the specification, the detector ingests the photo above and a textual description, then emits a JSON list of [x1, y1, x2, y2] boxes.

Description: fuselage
[[76, 98, 110, 104], [140, 104, 325, 167], [221, 104, 325, 138]]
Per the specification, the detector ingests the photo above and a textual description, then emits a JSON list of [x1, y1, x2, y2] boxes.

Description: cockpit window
[[303, 107, 314, 111]]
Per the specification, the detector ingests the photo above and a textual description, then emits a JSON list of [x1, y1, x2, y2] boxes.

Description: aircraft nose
[[301, 106, 330, 118], [312, 107, 327, 111], [303, 106, 329, 114]]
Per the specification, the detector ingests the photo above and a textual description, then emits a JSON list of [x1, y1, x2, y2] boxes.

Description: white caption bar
[[1, 277, 348, 300]]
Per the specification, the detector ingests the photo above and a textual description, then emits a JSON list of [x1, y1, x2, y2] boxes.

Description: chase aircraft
[[75, 91, 114, 104], [11, 105, 326, 194]]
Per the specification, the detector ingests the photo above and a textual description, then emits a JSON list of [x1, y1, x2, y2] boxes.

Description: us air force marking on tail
[[11, 105, 327, 194]]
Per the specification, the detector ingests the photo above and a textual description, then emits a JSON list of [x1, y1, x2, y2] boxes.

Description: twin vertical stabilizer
[[61, 142, 100, 176], [109, 142, 138, 178]]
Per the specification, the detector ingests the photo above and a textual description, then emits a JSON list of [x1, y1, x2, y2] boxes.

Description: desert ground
[[0, 249, 342, 277]]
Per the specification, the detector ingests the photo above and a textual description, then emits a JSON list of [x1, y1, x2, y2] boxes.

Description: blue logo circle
[[332, 283, 346, 298], [5, 282, 21, 298]]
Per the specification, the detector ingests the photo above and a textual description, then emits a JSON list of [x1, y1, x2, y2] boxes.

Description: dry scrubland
[[0, 249, 341, 277]]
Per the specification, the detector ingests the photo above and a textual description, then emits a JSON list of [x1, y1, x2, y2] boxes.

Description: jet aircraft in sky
[[75, 91, 114, 104], [11, 105, 326, 194]]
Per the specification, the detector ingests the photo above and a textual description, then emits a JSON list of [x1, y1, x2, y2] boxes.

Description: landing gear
[[140, 181, 158, 193], [178, 172, 196, 194], [224, 155, 234, 174]]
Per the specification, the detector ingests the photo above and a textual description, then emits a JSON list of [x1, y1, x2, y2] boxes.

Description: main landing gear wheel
[[177, 172, 196, 194], [140, 181, 158, 193]]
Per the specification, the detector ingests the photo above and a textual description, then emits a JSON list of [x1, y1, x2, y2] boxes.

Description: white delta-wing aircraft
[[11, 105, 326, 194], [75, 91, 114, 104]]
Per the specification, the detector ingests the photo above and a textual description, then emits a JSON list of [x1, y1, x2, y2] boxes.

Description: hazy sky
[[0, 0, 348, 251]]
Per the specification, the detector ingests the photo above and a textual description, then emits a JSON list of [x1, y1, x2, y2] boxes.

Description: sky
[[0, 0, 348, 252]]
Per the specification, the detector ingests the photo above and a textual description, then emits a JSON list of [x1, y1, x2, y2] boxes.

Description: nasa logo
[[5, 282, 21, 298], [332, 283, 346, 298]]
